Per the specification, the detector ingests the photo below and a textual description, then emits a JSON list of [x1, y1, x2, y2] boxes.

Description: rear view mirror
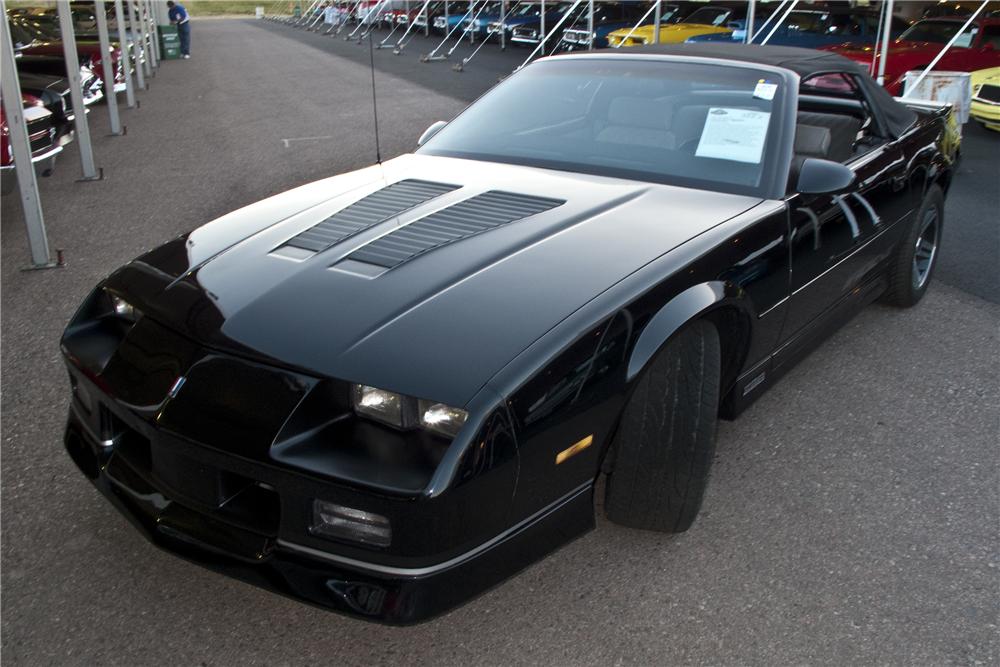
[[796, 158, 857, 195], [417, 121, 448, 147]]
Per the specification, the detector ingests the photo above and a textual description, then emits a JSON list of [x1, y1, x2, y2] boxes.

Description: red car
[[823, 17, 1000, 95], [9, 14, 127, 92], [1, 93, 62, 195]]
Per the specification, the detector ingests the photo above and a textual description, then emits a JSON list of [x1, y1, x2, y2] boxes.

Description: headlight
[[352, 384, 413, 427], [352, 384, 468, 438], [418, 400, 468, 438]]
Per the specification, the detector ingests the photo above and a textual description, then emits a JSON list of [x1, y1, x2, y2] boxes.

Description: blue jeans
[[177, 21, 191, 55]]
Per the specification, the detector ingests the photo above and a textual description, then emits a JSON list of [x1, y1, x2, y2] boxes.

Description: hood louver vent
[[343, 191, 565, 270], [280, 179, 459, 254]]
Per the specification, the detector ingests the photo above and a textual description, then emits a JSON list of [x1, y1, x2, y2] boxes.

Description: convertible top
[[591, 43, 918, 138]]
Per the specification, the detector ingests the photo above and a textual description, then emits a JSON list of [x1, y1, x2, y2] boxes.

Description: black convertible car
[[62, 44, 952, 624]]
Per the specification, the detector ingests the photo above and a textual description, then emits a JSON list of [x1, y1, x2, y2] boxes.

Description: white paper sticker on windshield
[[753, 79, 778, 101], [695, 108, 771, 164]]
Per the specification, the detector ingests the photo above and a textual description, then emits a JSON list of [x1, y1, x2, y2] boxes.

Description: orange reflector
[[555, 435, 593, 465]]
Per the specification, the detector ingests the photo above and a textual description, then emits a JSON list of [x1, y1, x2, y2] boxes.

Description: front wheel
[[604, 320, 721, 533], [884, 184, 944, 308]]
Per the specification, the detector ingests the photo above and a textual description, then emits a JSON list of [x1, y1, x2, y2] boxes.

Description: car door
[[778, 74, 908, 357], [938, 22, 1000, 71]]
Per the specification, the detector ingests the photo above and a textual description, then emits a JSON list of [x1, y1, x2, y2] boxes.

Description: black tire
[[883, 184, 944, 308], [604, 320, 721, 533]]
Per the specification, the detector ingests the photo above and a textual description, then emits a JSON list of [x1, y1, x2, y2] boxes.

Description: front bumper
[[65, 402, 594, 624]]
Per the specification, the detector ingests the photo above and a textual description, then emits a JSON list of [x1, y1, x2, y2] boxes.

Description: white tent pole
[[0, 0, 56, 267], [748, 0, 785, 44], [652, 0, 661, 45], [113, 0, 136, 107], [902, 1, 989, 97], [57, 0, 101, 180], [760, 0, 797, 45], [94, 0, 123, 134], [877, 0, 895, 83], [745, 0, 755, 44], [127, 0, 148, 88]]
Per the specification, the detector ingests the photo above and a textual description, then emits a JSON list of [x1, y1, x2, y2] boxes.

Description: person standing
[[167, 1, 191, 59]]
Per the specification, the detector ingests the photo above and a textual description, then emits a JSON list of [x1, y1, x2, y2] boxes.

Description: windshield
[[785, 11, 830, 33], [419, 59, 786, 197], [899, 19, 979, 45], [684, 7, 731, 26]]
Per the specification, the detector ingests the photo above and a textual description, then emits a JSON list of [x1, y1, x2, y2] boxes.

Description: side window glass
[[954, 26, 978, 48], [981, 25, 1000, 50]]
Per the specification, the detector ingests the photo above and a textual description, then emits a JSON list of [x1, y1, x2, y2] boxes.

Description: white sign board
[[903, 71, 972, 124]]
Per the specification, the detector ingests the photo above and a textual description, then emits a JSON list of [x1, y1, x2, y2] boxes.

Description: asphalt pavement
[[1, 18, 997, 666]]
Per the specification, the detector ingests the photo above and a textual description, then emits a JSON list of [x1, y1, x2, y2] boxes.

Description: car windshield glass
[[899, 19, 978, 45], [418, 59, 785, 197], [684, 8, 730, 26], [785, 11, 830, 33]]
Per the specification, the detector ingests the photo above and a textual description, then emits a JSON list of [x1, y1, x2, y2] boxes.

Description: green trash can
[[158, 24, 181, 60]]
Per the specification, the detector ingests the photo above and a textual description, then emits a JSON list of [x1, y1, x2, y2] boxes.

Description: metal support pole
[[760, 0, 797, 45], [143, 0, 158, 68], [540, 0, 545, 54], [148, 0, 162, 62], [500, 0, 505, 49], [745, 0, 755, 44], [58, 0, 101, 180], [0, 0, 56, 268], [113, 0, 136, 107], [587, 0, 593, 50], [95, 0, 123, 134], [136, 0, 154, 77], [902, 0, 989, 97], [653, 0, 660, 44], [128, 0, 148, 87]]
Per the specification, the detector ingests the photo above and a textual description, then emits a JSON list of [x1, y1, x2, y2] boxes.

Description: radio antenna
[[368, 30, 382, 164]]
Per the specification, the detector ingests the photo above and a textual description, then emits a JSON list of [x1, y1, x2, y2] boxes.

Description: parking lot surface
[[2, 19, 998, 665]]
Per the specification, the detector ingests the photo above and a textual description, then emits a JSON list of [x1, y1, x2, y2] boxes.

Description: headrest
[[794, 124, 832, 159]]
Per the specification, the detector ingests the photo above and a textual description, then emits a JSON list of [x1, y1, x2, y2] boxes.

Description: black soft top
[[598, 43, 918, 137]]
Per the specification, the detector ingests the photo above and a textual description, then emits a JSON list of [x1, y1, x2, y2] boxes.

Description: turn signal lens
[[310, 499, 391, 547], [418, 400, 468, 439]]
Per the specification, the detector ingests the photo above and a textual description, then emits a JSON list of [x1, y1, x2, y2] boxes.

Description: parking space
[[2, 16, 998, 666]]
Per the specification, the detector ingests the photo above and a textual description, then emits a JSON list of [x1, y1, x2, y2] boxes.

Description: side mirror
[[417, 120, 448, 146], [796, 158, 856, 195]]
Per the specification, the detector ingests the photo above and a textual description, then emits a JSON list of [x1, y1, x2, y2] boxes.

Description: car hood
[[826, 39, 944, 61], [611, 23, 730, 42], [113, 154, 763, 407]]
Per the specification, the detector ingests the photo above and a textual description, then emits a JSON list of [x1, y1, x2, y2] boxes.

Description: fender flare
[[625, 281, 750, 383]]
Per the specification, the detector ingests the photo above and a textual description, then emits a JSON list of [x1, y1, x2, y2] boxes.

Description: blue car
[[430, 2, 473, 33], [485, 2, 572, 42], [686, 8, 909, 47]]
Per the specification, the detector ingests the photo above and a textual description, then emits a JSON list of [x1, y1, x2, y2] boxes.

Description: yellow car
[[608, 5, 737, 47], [970, 67, 1000, 132]]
